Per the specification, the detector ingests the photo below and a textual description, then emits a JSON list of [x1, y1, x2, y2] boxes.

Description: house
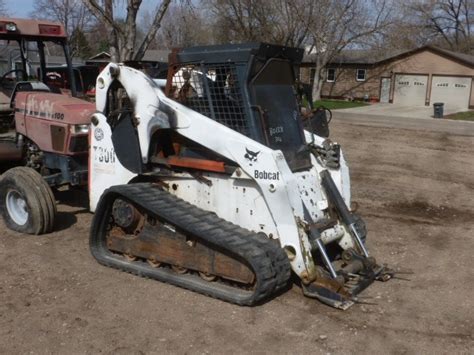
[[301, 45, 474, 110], [86, 49, 170, 78], [87, 49, 169, 66]]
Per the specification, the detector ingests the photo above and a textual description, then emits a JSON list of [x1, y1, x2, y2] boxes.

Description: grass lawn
[[313, 99, 369, 110], [443, 111, 474, 121]]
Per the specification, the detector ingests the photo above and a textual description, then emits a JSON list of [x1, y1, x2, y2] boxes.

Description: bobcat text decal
[[254, 170, 280, 180]]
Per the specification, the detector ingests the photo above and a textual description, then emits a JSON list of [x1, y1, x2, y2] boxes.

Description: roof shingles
[[304, 45, 474, 67]]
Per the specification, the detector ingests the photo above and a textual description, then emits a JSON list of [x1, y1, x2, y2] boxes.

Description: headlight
[[70, 124, 90, 134], [6, 23, 17, 32]]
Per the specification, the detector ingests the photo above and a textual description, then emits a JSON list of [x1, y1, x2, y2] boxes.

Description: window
[[356, 69, 366, 81], [326, 68, 335, 82]]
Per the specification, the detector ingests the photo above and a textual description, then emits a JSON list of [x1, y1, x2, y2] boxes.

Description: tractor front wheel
[[0, 167, 56, 234]]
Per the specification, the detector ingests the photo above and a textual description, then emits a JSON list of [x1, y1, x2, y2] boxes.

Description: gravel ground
[[0, 116, 473, 354]]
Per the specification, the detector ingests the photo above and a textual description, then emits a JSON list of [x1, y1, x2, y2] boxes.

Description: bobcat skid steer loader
[[89, 43, 393, 309]]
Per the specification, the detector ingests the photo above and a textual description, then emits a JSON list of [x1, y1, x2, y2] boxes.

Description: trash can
[[433, 102, 444, 118]]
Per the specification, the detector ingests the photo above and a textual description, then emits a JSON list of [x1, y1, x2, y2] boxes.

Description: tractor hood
[[15, 92, 95, 125]]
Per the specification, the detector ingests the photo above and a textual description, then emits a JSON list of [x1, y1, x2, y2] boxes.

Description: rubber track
[[90, 183, 291, 306]]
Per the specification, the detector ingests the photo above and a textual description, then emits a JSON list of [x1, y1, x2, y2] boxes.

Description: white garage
[[430, 76, 472, 110], [394, 74, 428, 106]]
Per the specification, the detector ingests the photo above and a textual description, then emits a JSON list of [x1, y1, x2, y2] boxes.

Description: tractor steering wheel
[[0, 69, 28, 88]]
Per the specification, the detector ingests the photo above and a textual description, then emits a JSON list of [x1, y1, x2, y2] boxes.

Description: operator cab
[[165, 43, 312, 172], [0, 18, 77, 131], [43, 65, 100, 98]]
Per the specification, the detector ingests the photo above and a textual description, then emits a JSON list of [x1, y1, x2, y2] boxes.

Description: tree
[[31, 0, 94, 38], [83, 0, 172, 62], [70, 28, 93, 58], [408, 0, 474, 52], [303, 0, 395, 100], [206, 0, 394, 101], [30, 0, 95, 58], [206, 0, 313, 47], [151, 2, 212, 47]]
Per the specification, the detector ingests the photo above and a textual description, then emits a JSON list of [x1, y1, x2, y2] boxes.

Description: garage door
[[430, 76, 472, 110], [394, 74, 428, 106]]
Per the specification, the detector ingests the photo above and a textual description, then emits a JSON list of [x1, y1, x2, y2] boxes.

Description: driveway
[[332, 109, 474, 136], [337, 103, 464, 119]]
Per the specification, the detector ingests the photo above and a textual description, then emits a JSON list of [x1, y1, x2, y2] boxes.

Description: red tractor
[[0, 18, 94, 234]]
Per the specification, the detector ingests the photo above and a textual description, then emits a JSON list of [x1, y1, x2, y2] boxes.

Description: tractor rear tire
[[0, 167, 56, 235]]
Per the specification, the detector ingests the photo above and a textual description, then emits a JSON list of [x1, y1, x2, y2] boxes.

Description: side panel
[[89, 113, 136, 212], [14, 107, 27, 136], [162, 174, 276, 238], [161, 172, 354, 250], [25, 114, 63, 152]]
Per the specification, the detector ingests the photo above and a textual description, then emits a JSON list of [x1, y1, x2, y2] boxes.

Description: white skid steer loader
[[89, 43, 393, 309]]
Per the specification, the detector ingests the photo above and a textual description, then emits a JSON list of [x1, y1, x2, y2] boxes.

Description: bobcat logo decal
[[244, 148, 260, 166], [94, 128, 104, 141]]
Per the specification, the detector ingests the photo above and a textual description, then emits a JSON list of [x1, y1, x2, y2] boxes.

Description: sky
[[3, 0, 159, 19], [4, 0, 36, 17]]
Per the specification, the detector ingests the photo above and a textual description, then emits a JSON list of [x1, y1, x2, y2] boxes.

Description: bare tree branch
[[409, 0, 474, 52], [83, 0, 172, 62], [134, 0, 172, 60], [83, 0, 123, 36], [31, 0, 95, 58]]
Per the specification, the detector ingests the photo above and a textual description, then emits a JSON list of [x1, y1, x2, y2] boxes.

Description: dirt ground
[[1, 116, 473, 354]]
